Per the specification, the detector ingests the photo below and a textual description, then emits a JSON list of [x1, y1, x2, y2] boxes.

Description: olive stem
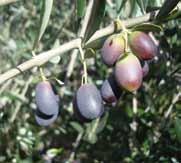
[[65, 132, 83, 163], [115, 19, 130, 52], [32, 51, 47, 81], [79, 46, 88, 84], [39, 67, 47, 81]]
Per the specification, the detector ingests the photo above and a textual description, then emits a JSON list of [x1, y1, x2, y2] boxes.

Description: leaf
[[33, 0, 53, 49], [46, 148, 63, 158], [132, 23, 163, 32], [136, 0, 146, 14], [77, 0, 86, 18], [95, 112, 109, 134], [70, 121, 84, 133], [50, 39, 61, 64], [85, 35, 107, 49], [83, 0, 106, 42], [84, 48, 96, 59], [156, 0, 180, 19], [174, 118, 181, 143], [116, 0, 127, 13], [54, 77, 64, 86]]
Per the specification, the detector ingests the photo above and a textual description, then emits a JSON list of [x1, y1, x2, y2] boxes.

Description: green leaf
[[77, 0, 86, 18], [33, 0, 53, 49], [132, 23, 163, 32], [156, 0, 180, 19], [174, 118, 181, 143], [83, 0, 106, 42], [46, 148, 63, 158], [136, 0, 146, 14], [116, 0, 127, 13], [95, 112, 109, 134], [50, 39, 61, 64], [84, 48, 96, 59], [70, 121, 84, 133]]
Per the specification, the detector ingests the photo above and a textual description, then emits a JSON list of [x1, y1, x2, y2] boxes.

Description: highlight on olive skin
[[73, 84, 104, 120], [101, 34, 125, 66], [129, 31, 158, 60], [142, 61, 149, 77], [101, 74, 122, 103], [35, 81, 59, 115], [114, 53, 143, 92]]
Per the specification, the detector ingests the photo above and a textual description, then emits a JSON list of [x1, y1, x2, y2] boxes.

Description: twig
[[66, 0, 95, 78], [65, 132, 83, 163], [0, 38, 81, 84], [0, 0, 19, 6], [164, 92, 181, 119], [9, 77, 33, 122]]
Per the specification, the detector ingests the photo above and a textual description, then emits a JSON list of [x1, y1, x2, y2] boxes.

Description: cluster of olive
[[100, 31, 157, 102], [34, 30, 157, 126], [72, 30, 157, 123]]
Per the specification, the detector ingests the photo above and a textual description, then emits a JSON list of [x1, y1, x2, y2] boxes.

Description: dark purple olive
[[114, 54, 143, 92], [35, 81, 59, 115], [101, 34, 125, 66], [35, 113, 58, 126], [101, 74, 122, 103], [129, 31, 158, 60], [74, 84, 104, 120], [73, 96, 92, 123]]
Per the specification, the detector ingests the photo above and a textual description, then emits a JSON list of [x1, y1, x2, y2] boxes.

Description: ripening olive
[[101, 74, 122, 103], [129, 31, 157, 60], [35, 81, 59, 115], [73, 84, 104, 120], [114, 54, 143, 92], [101, 34, 125, 66]]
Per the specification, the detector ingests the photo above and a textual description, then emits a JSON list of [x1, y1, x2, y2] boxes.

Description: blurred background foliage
[[0, 0, 180, 162]]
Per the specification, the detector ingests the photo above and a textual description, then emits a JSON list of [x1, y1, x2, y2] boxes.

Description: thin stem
[[65, 132, 83, 163], [32, 51, 47, 81], [39, 67, 47, 81], [79, 46, 88, 84]]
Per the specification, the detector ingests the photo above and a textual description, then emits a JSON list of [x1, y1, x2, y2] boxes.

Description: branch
[[0, 0, 19, 6], [0, 38, 81, 84], [0, 8, 180, 84]]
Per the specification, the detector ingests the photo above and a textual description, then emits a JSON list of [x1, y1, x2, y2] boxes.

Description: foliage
[[0, 0, 180, 162]]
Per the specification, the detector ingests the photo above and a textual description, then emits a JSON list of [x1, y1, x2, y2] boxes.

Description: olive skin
[[114, 54, 143, 92], [74, 84, 104, 120], [142, 61, 149, 77], [101, 34, 125, 66], [35, 113, 58, 126], [101, 74, 122, 103], [73, 96, 92, 123], [129, 31, 157, 60], [35, 81, 59, 115]]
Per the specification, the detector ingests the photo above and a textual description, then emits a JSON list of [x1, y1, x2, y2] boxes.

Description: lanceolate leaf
[[174, 118, 181, 143], [83, 0, 106, 42], [33, 0, 53, 49], [116, 0, 127, 13], [132, 23, 163, 32], [156, 0, 180, 19], [77, 0, 86, 18]]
